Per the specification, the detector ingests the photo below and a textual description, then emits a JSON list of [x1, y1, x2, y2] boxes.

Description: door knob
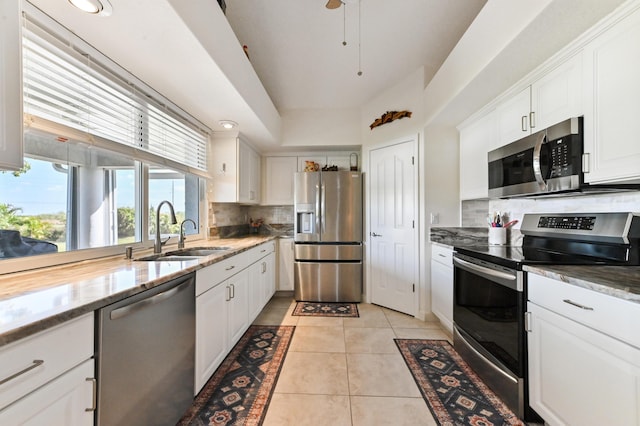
[[371, 232, 382, 237]]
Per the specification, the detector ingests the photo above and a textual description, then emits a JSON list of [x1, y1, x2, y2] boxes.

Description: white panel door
[[369, 140, 417, 315]]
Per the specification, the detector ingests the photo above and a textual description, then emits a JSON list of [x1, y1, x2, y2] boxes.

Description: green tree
[[0, 203, 53, 240], [117, 207, 136, 237]]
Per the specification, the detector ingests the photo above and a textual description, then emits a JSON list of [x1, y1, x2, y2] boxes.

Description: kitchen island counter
[[0, 236, 276, 347], [524, 264, 640, 304]]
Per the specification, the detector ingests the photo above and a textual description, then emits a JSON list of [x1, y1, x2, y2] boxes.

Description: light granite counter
[[430, 227, 488, 247], [524, 264, 640, 304], [0, 236, 276, 347]]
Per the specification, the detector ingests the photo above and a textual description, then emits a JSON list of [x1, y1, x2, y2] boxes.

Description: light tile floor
[[252, 295, 451, 426]]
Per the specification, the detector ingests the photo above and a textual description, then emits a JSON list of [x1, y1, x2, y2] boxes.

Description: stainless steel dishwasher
[[96, 273, 195, 426]]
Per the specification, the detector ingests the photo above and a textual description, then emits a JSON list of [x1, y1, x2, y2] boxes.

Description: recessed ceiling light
[[68, 0, 113, 16], [218, 120, 238, 129]]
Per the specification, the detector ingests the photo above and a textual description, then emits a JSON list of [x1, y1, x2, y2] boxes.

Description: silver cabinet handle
[[261, 249, 266, 253], [225, 265, 235, 271], [230, 283, 235, 299], [529, 111, 536, 128], [110, 281, 189, 320], [85, 377, 97, 412], [262, 261, 267, 273], [438, 253, 446, 258], [563, 299, 594, 311], [521, 115, 528, 132], [226, 285, 231, 301], [0, 360, 44, 386]]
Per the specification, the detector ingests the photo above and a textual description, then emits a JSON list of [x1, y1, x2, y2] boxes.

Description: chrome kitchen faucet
[[154, 200, 177, 254]]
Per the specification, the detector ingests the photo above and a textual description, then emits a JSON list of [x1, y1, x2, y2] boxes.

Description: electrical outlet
[[430, 213, 439, 225]]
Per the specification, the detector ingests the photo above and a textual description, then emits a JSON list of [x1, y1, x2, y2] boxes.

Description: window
[[0, 4, 210, 273]]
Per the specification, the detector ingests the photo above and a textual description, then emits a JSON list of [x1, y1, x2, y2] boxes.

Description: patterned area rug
[[292, 301, 359, 317], [178, 325, 295, 426], [395, 339, 524, 426]]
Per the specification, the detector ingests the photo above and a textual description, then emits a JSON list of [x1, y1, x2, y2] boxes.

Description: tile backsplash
[[462, 191, 640, 245], [208, 203, 294, 237]]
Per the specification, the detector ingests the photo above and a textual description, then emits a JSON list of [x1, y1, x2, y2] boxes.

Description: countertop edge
[[0, 236, 277, 347]]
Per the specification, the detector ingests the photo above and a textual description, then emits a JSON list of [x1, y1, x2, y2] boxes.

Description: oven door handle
[[453, 256, 521, 291]]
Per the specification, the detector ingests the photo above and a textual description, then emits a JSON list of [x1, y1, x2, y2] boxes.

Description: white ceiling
[[224, 0, 486, 111]]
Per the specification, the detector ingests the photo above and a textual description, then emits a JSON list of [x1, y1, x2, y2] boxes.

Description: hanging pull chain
[[357, 0, 362, 76], [342, 5, 347, 46]]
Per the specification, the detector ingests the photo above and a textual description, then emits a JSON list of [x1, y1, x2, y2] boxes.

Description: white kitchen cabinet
[[208, 135, 261, 204], [582, 5, 640, 184], [195, 242, 276, 394], [260, 252, 276, 306], [430, 244, 453, 333], [458, 110, 497, 200], [496, 54, 583, 146], [195, 278, 229, 394], [0, 314, 95, 422], [0, 359, 95, 425], [0, 0, 23, 171], [278, 237, 294, 291], [226, 268, 250, 345], [527, 273, 640, 426], [263, 156, 298, 205]]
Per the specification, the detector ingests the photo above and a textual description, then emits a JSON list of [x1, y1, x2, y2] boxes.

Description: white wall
[[280, 108, 361, 147]]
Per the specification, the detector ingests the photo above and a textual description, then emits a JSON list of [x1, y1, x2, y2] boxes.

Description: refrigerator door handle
[[315, 183, 321, 238], [321, 183, 326, 235]]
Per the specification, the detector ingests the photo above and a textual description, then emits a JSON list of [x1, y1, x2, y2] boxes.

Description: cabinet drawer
[[0, 313, 94, 410], [528, 273, 640, 349], [246, 241, 275, 264], [196, 251, 249, 296], [431, 244, 453, 266]]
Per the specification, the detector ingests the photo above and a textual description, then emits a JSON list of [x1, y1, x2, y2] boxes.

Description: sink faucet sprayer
[[154, 200, 177, 254], [178, 219, 197, 249]]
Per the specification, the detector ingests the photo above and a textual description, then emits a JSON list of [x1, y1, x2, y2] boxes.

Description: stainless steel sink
[[134, 246, 230, 261], [165, 247, 230, 257]]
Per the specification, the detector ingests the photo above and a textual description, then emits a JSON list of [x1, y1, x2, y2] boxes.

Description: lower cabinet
[[527, 274, 640, 426], [0, 359, 95, 425], [430, 244, 453, 333], [0, 313, 95, 424], [278, 238, 294, 291], [194, 241, 276, 394]]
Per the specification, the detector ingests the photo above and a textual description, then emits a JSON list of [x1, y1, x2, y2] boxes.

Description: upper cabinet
[[496, 53, 583, 146], [582, 5, 640, 184], [459, 110, 497, 200], [208, 135, 261, 204], [263, 156, 298, 205], [0, 0, 23, 171], [297, 154, 352, 172]]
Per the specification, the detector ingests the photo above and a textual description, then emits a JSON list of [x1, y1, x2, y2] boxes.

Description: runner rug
[[394, 339, 524, 426], [292, 301, 359, 317], [178, 325, 295, 426]]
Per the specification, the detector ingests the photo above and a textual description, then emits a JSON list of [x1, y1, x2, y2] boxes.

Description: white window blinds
[[22, 6, 209, 172]]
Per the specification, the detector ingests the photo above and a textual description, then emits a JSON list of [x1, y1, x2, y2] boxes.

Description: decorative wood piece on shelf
[[369, 110, 412, 130]]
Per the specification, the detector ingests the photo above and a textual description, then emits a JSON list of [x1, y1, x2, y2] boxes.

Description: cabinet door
[[582, 6, 640, 184], [277, 238, 294, 291], [0, 0, 23, 171], [496, 86, 531, 145], [238, 140, 260, 203], [430, 246, 453, 333], [459, 110, 496, 200], [247, 260, 263, 320], [227, 268, 250, 345], [528, 302, 640, 426], [0, 359, 94, 425], [261, 252, 276, 306], [263, 157, 298, 205], [531, 53, 583, 131], [208, 136, 238, 202], [195, 282, 229, 394]]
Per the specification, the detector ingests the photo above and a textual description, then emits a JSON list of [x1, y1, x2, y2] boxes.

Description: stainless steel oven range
[[453, 212, 640, 422]]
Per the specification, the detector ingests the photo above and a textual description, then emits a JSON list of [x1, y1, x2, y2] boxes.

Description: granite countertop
[[0, 236, 276, 347], [524, 264, 640, 304]]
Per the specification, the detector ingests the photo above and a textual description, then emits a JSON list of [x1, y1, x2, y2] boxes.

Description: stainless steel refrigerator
[[294, 171, 362, 302]]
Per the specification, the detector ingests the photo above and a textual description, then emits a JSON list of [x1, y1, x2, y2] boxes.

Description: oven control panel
[[537, 216, 596, 230]]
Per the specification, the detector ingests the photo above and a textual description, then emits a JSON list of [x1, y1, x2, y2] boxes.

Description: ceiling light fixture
[[218, 120, 238, 129], [68, 0, 113, 16]]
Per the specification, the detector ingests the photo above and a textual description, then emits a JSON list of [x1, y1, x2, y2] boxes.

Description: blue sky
[[0, 159, 185, 216]]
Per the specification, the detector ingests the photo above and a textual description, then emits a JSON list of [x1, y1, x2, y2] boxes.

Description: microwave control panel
[[548, 137, 574, 178]]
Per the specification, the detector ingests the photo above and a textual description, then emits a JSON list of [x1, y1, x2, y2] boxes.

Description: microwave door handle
[[532, 132, 548, 191]]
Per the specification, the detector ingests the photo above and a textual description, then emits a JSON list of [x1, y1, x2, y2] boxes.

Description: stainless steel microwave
[[488, 117, 584, 198]]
